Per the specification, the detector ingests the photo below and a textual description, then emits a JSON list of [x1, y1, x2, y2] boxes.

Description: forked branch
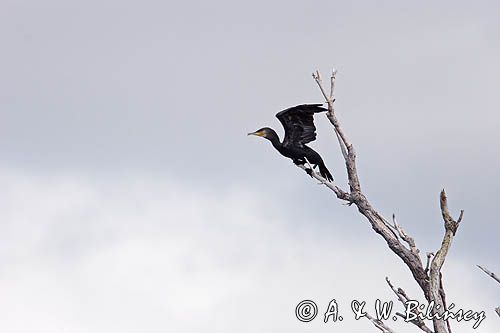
[[301, 70, 467, 333], [428, 190, 464, 332]]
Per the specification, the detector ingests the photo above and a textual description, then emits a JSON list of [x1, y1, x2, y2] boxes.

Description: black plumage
[[248, 104, 333, 182]]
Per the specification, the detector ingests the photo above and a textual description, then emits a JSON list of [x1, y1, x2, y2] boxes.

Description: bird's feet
[[305, 168, 314, 177]]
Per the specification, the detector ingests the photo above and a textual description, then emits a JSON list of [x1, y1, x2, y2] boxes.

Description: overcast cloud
[[1, 1, 499, 332]]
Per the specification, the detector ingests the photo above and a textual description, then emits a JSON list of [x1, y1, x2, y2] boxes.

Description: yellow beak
[[248, 131, 264, 137]]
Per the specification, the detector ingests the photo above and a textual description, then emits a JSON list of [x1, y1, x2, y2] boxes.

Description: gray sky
[[1, 1, 499, 332]]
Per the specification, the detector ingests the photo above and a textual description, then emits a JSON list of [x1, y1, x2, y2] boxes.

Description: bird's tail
[[319, 163, 334, 182]]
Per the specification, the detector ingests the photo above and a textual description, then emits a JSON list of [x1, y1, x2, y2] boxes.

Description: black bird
[[248, 104, 333, 182]]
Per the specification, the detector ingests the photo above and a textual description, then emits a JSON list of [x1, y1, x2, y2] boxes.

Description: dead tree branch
[[299, 70, 467, 333], [296, 164, 351, 202], [311, 69, 428, 294], [365, 312, 396, 333], [477, 265, 500, 317], [386, 277, 433, 333], [427, 190, 463, 333], [391, 214, 420, 256], [477, 265, 500, 284], [425, 252, 434, 275]]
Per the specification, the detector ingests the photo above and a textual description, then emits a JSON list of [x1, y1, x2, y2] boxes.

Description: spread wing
[[275, 104, 327, 147]]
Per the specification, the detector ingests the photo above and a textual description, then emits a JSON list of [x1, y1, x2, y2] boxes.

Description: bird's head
[[247, 127, 274, 139]]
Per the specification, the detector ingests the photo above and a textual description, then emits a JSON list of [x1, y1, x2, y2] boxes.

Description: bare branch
[[385, 278, 410, 317], [311, 70, 429, 302], [329, 68, 337, 100], [477, 265, 500, 284], [439, 274, 453, 333], [312, 70, 330, 104], [385, 277, 409, 304], [380, 216, 400, 240], [334, 127, 348, 160], [312, 70, 356, 189], [425, 252, 434, 276], [392, 214, 420, 256], [439, 189, 462, 236], [386, 277, 433, 333], [312, 70, 348, 160], [365, 313, 396, 333], [476, 266, 500, 318], [308, 71, 470, 332], [427, 189, 464, 333], [295, 164, 351, 202]]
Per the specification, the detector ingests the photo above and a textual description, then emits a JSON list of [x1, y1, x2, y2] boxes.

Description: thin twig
[[329, 68, 337, 100], [312, 70, 359, 192], [477, 265, 500, 284], [386, 277, 433, 333], [391, 214, 420, 255], [476, 265, 500, 318], [386, 277, 409, 304], [334, 127, 348, 160], [296, 164, 351, 202], [425, 252, 434, 276], [365, 313, 396, 333], [312, 70, 330, 103]]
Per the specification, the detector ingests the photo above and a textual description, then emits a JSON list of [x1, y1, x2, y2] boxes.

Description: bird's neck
[[270, 136, 282, 149], [266, 131, 282, 150], [268, 134, 283, 153]]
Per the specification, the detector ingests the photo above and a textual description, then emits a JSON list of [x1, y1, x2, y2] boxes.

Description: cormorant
[[248, 104, 333, 182]]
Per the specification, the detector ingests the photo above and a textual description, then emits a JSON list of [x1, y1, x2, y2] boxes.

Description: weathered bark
[[299, 70, 467, 333], [428, 190, 463, 333]]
